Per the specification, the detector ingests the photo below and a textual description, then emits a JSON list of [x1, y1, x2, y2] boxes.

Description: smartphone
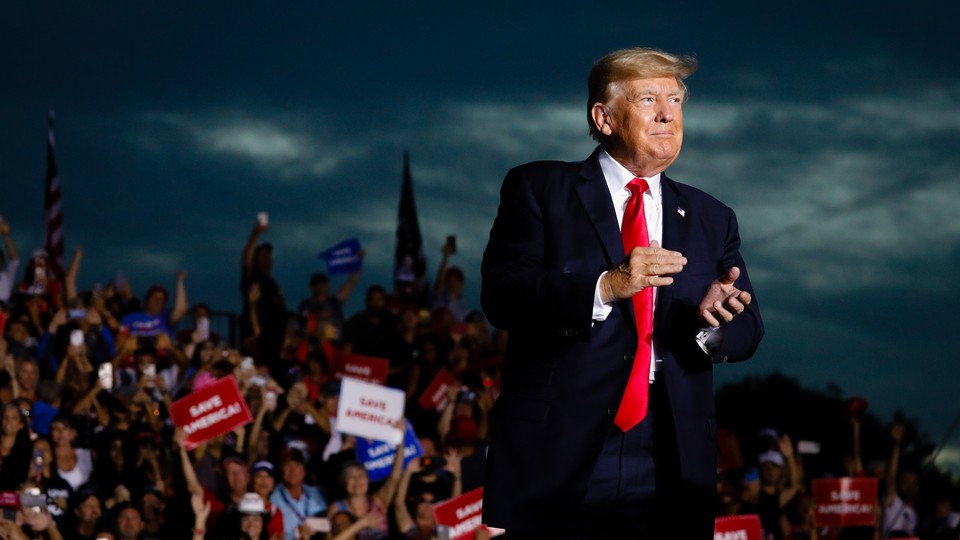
[[257, 212, 269, 227], [196, 317, 210, 341], [31, 449, 44, 477], [142, 364, 156, 388], [445, 234, 457, 254], [304, 517, 331, 533], [69, 308, 87, 320], [98, 363, 113, 390], [241, 356, 255, 372], [70, 329, 84, 347], [797, 440, 821, 455], [265, 390, 278, 409]]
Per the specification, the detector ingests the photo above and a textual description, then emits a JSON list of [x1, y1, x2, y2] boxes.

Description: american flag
[[44, 109, 65, 279]]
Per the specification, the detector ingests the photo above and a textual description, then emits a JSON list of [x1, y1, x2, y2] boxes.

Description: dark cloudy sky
[[3, 2, 960, 467]]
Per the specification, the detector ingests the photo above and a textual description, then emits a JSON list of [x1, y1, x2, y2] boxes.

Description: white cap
[[758, 450, 785, 467], [238, 493, 266, 514]]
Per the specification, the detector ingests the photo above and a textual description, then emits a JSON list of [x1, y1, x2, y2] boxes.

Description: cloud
[[138, 111, 368, 180]]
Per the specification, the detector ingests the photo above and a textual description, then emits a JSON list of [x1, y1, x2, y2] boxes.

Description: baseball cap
[[251, 461, 275, 476], [758, 450, 785, 467]]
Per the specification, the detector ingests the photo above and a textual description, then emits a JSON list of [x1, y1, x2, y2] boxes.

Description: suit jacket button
[[622, 353, 633, 363], [607, 406, 617, 416]]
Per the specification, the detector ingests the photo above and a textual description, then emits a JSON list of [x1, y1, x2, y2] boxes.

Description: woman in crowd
[[0, 402, 32, 489]]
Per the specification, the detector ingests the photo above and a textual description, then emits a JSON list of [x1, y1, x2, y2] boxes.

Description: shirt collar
[[598, 148, 662, 200]]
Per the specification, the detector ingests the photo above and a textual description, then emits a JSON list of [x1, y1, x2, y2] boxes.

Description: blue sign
[[355, 420, 423, 482], [318, 237, 363, 275]]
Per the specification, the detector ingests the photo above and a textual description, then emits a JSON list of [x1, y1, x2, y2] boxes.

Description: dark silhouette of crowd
[[0, 215, 958, 539]]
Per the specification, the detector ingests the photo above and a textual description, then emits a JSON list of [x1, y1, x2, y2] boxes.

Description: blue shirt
[[269, 483, 327, 540]]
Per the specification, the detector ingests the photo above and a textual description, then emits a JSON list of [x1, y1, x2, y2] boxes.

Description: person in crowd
[[0, 219, 19, 305], [70, 487, 105, 540], [326, 423, 406, 540], [30, 436, 73, 529], [756, 435, 802, 540], [250, 461, 285, 539], [241, 219, 287, 366], [298, 261, 362, 345], [432, 241, 468, 325], [881, 423, 918, 537], [341, 286, 400, 362], [269, 447, 327, 540], [50, 414, 94, 492], [0, 403, 32, 490], [118, 271, 189, 342]]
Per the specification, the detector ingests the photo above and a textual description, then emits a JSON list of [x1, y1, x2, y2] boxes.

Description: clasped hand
[[600, 241, 686, 303]]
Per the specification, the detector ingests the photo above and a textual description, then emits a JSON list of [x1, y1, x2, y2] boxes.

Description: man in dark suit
[[480, 48, 764, 538]]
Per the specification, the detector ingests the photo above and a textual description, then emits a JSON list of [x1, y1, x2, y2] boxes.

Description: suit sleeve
[[480, 167, 598, 338], [710, 206, 764, 363]]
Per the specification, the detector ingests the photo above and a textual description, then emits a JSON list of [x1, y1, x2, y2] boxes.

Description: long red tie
[[615, 178, 654, 432]]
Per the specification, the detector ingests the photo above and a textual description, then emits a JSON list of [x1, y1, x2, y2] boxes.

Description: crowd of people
[[0, 216, 957, 539]]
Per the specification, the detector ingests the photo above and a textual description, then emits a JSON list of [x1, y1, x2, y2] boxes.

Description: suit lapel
[[574, 148, 638, 335], [574, 148, 624, 267], [657, 174, 690, 324]]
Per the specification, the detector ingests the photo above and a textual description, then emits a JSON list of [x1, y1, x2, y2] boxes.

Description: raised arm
[[0, 219, 17, 262], [884, 424, 905, 507], [242, 220, 268, 279], [393, 456, 423, 534], [170, 270, 189, 325], [374, 419, 408, 507], [64, 247, 83, 302]]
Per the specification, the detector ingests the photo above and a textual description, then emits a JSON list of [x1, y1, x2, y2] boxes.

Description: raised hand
[[697, 266, 752, 327]]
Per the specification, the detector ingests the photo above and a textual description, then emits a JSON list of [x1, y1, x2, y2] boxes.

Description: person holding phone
[[432, 238, 468, 324]]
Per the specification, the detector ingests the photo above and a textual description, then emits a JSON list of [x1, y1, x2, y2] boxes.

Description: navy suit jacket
[[480, 148, 764, 532]]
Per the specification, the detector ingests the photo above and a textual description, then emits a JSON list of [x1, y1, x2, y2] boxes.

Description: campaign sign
[[714, 514, 762, 540], [418, 369, 455, 411], [336, 378, 406, 445], [812, 477, 878, 527], [354, 420, 423, 482], [170, 376, 253, 450], [331, 350, 389, 385], [319, 237, 363, 275], [434, 487, 484, 540]]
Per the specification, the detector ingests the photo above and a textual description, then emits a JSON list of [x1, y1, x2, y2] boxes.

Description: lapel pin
[[677, 207, 686, 218]]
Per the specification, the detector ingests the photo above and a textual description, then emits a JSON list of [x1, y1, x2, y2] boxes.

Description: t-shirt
[[120, 310, 172, 337], [57, 448, 94, 491]]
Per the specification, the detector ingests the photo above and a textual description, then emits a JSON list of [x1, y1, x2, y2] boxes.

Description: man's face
[[17, 361, 38, 390], [145, 291, 166, 314], [225, 462, 250, 493], [75, 496, 101, 523], [282, 460, 305, 487], [595, 77, 685, 176], [117, 507, 144, 539]]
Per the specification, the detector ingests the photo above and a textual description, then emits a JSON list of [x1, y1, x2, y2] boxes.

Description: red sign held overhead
[[434, 487, 485, 540], [812, 477, 879, 527], [170, 376, 253, 450], [418, 369, 455, 411], [329, 349, 389, 385], [714, 514, 762, 540]]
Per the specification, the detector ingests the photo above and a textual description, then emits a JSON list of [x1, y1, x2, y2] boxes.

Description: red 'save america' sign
[[170, 376, 252, 450]]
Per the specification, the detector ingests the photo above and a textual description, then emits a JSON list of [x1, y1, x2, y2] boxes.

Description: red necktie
[[615, 178, 653, 432]]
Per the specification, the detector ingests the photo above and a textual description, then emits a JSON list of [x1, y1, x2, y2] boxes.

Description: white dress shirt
[[591, 149, 663, 381]]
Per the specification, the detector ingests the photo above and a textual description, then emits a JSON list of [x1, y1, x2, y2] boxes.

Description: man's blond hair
[[587, 47, 698, 139]]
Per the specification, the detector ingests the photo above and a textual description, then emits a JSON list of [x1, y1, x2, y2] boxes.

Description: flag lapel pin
[[677, 207, 686, 218]]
